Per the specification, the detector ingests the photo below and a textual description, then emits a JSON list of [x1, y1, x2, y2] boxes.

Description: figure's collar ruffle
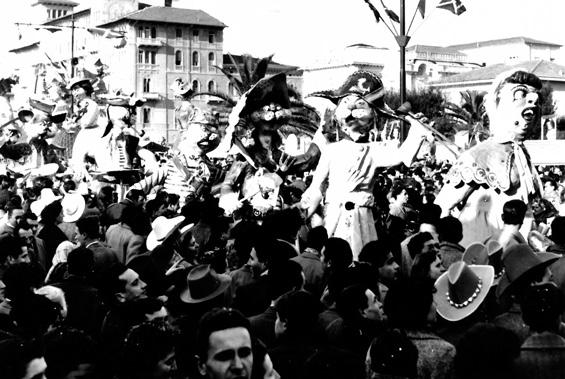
[[445, 140, 513, 193]]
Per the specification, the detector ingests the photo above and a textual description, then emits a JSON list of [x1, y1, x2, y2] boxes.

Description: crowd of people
[[0, 156, 563, 379], [0, 66, 564, 379]]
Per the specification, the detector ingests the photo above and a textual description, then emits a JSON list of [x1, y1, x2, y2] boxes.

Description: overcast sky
[[2, 0, 565, 71]]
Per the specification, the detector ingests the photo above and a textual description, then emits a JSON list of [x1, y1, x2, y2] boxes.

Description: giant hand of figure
[[219, 192, 242, 216], [300, 187, 323, 219], [277, 152, 296, 174]]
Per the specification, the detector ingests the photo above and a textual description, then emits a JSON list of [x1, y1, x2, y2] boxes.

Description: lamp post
[[395, 0, 410, 140]]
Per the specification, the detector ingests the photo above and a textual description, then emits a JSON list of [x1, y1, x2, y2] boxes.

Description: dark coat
[[515, 332, 565, 379]]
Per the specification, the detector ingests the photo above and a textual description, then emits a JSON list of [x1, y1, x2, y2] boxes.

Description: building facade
[[10, 0, 229, 142], [448, 37, 562, 67]]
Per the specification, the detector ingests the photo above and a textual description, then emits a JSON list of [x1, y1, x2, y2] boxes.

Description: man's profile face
[[377, 252, 399, 283], [201, 327, 253, 379], [118, 268, 147, 302], [493, 82, 540, 141], [8, 209, 24, 226]]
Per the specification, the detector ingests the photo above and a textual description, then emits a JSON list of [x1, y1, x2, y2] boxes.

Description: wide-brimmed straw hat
[[179, 264, 231, 304], [30, 188, 62, 216], [496, 244, 560, 299], [146, 216, 186, 251], [67, 77, 92, 91], [61, 193, 85, 223], [462, 242, 488, 265], [435, 261, 494, 322]]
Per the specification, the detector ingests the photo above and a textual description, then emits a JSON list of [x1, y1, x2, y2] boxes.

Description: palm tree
[[442, 90, 488, 148], [191, 54, 319, 139]]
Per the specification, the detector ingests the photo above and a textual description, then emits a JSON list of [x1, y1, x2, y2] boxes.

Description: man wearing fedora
[[515, 284, 565, 379], [301, 70, 433, 258], [168, 264, 232, 378], [196, 307, 254, 379], [493, 243, 560, 342]]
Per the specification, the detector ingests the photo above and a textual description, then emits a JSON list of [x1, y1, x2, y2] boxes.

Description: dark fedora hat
[[496, 244, 559, 299], [179, 264, 231, 304]]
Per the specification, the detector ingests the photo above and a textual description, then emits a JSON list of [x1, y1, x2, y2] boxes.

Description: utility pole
[[395, 0, 410, 140]]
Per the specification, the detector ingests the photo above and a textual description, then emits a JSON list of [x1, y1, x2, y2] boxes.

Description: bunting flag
[[86, 27, 125, 39], [436, 0, 466, 15], [362, 0, 381, 23], [417, 0, 426, 17]]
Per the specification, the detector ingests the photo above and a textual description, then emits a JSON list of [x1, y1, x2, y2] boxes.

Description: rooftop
[[223, 54, 302, 75], [32, 0, 78, 6], [448, 36, 562, 49], [98, 6, 226, 28], [430, 60, 565, 85], [407, 44, 465, 55]]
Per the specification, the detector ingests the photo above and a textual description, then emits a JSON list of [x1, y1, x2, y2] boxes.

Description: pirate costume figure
[[436, 69, 545, 247], [300, 71, 432, 258], [66, 77, 113, 175], [219, 73, 306, 219]]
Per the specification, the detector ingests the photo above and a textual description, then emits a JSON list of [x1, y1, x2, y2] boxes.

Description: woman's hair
[[119, 319, 177, 379], [73, 81, 94, 97], [40, 200, 62, 224], [410, 250, 438, 282], [323, 237, 353, 272]]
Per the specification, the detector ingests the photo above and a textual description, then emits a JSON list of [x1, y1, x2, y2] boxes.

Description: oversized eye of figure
[[513, 87, 528, 101], [354, 97, 371, 109]]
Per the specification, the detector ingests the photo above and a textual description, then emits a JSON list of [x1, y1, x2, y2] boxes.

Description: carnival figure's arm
[[300, 146, 331, 217], [435, 181, 476, 217], [396, 116, 431, 167], [129, 168, 168, 195], [219, 159, 247, 215], [78, 100, 99, 129]]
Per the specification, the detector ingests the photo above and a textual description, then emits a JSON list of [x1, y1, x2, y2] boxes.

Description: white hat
[[30, 189, 62, 216], [434, 261, 494, 322], [146, 216, 186, 251], [61, 193, 86, 223]]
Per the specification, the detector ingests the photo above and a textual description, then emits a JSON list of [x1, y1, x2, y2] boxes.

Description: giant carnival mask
[[486, 70, 542, 143], [176, 109, 220, 156], [309, 70, 389, 142], [333, 94, 376, 139]]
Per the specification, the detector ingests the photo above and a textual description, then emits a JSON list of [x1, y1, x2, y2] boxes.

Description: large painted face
[[72, 86, 87, 101], [178, 122, 220, 155], [108, 106, 130, 130], [491, 82, 540, 142], [334, 94, 376, 141]]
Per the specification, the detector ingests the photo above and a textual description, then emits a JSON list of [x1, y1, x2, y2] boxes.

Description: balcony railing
[[137, 38, 165, 47]]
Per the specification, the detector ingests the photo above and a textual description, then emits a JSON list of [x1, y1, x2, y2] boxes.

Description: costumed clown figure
[[219, 73, 305, 218], [300, 71, 433, 258], [129, 104, 222, 205], [99, 91, 146, 170], [435, 69, 544, 247], [66, 77, 112, 175]]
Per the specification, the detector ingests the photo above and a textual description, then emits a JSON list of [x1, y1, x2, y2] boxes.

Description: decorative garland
[[250, 103, 291, 123], [445, 278, 482, 308]]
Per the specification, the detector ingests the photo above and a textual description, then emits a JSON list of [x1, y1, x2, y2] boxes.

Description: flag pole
[[395, 0, 410, 141]]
